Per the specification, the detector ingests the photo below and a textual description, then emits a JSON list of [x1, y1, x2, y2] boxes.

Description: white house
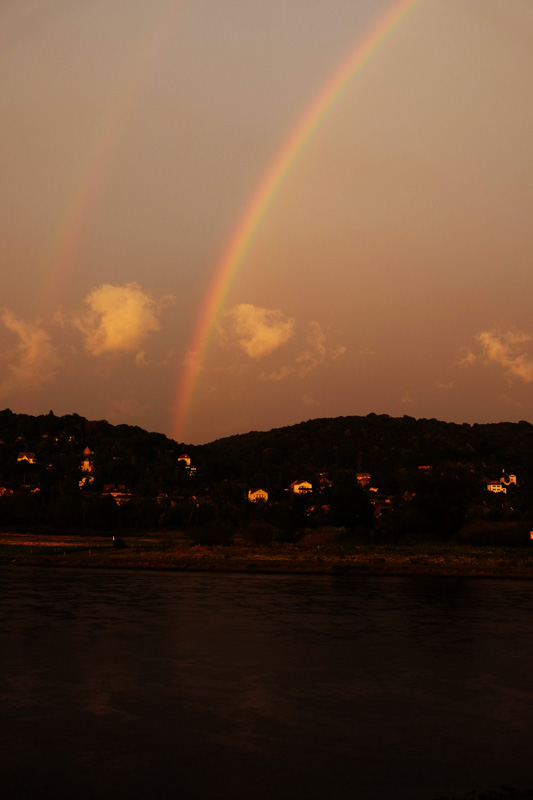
[[102, 484, 132, 505], [500, 474, 517, 487], [487, 481, 506, 494], [178, 453, 196, 474], [290, 480, 312, 494], [248, 488, 268, 503], [17, 452, 36, 464]]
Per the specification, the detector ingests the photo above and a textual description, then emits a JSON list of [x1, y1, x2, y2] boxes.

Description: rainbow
[[173, 0, 424, 441], [39, 0, 190, 315], [40, 108, 128, 313]]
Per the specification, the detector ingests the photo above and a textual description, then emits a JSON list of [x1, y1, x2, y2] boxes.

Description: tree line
[[0, 409, 532, 543]]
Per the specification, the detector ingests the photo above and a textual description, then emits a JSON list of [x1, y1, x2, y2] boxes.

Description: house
[[487, 481, 506, 494], [17, 452, 36, 464], [290, 480, 312, 494], [80, 444, 94, 471], [102, 484, 132, 505], [178, 453, 196, 475], [248, 488, 268, 503]]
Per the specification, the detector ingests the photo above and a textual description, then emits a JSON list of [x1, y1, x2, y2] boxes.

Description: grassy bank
[[2, 532, 533, 577]]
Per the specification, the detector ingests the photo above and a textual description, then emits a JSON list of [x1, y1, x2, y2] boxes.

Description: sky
[[1, 0, 533, 444]]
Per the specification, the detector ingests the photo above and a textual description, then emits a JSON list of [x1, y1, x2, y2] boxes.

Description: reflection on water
[[1, 567, 533, 799]]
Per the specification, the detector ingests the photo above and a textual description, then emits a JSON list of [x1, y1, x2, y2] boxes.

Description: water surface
[[1, 567, 533, 799]]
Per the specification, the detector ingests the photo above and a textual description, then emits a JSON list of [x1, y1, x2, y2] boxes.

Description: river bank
[[2, 532, 533, 577]]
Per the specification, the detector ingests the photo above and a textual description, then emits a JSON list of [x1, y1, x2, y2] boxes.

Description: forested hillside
[[0, 409, 532, 541], [202, 413, 533, 488]]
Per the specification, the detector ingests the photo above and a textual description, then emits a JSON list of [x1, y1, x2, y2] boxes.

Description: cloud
[[75, 283, 173, 357], [293, 321, 327, 378], [260, 321, 346, 381], [476, 329, 533, 382], [258, 364, 294, 382], [302, 394, 318, 408], [435, 379, 454, 390], [331, 345, 347, 361], [458, 348, 477, 367], [134, 351, 148, 367], [222, 303, 295, 359], [0, 310, 62, 395]]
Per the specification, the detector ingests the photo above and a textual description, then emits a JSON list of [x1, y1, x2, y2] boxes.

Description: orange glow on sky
[[1, 0, 533, 443]]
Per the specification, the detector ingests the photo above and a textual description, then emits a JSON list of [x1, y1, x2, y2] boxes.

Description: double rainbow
[[40, 0, 190, 314], [173, 0, 423, 441]]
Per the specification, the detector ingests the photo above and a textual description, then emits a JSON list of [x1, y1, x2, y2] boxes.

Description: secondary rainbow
[[39, 0, 190, 315], [173, 0, 424, 441]]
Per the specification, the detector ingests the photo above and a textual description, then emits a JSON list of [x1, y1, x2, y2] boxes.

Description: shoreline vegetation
[[2, 532, 533, 578], [3, 411, 533, 570]]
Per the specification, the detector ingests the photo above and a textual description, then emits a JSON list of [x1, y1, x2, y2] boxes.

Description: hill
[[1, 409, 532, 541], [201, 413, 533, 488]]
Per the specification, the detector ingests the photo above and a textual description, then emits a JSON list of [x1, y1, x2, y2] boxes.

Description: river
[[1, 567, 532, 799]]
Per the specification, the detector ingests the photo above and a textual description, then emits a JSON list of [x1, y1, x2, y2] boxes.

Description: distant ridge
[[201, 413, 533, 482], [2, 410, 533, 477], [1, 409, 532, 539]]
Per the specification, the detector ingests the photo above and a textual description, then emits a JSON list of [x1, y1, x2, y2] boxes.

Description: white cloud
[[293, 321, 327, 378], [260, 321, 346, 381], [331, 345, 347, 361], [223, 303, 295, 358], [75, 283, 173, 357], [134, 350, 148, 367], [458, 348, 477, 367], [258, 364, 294, 382], [0, 310, 62, 395], [476, 329, 533, 382]]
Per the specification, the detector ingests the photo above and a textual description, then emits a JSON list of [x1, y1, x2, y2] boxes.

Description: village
[[0, 409, 527, 545]]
